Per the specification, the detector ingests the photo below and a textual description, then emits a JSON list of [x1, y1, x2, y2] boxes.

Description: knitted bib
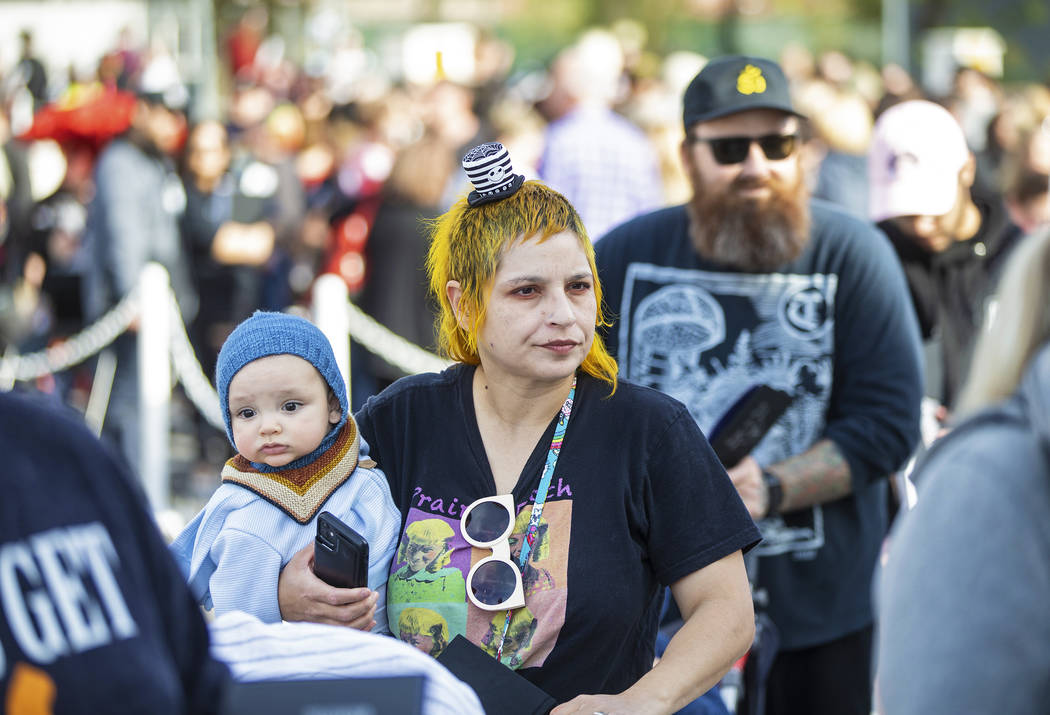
[[220, 419, 377, 524]]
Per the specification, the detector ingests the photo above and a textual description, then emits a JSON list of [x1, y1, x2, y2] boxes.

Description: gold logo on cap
[[737, 65, 767, 95]]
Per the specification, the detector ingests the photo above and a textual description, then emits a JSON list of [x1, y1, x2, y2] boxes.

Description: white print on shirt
[[617, 263, 837, 558], [0, 522, 139, 674]]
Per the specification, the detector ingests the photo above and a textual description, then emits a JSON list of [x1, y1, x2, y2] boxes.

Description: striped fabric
[[462, 142, 515, 197], [210, 611, 484, 715]]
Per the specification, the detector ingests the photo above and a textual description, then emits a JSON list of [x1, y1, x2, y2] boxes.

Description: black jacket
[[878, 189, 1022, 407], [0, 392, 229, 713]]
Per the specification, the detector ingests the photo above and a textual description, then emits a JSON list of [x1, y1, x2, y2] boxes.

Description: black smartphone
[[313, 511, 369, 589], [708, 385, 794, 468]]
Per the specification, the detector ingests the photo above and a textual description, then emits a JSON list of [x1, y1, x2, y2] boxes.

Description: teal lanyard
[[495, 376, 576, 662]]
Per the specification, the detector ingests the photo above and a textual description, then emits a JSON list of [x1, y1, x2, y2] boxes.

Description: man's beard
[[686, 170, 811, 272]]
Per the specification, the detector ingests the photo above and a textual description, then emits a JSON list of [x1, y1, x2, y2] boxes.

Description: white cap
[[868, 100, 970, 222], [138, 54, 189, 111]]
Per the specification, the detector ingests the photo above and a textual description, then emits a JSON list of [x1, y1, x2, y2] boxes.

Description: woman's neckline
[[470, 364, 575, 432]]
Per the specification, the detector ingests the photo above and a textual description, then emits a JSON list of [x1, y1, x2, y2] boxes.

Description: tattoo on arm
[[768, 439, 851, 513]]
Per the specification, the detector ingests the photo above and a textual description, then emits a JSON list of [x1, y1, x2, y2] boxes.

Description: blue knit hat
[[215, 311, 348, 447]]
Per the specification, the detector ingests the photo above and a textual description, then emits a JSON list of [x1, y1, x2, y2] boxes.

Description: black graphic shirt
[[596, 200, 923, 649], [356, 366, 760, 703], [0, 392, 229, 713]]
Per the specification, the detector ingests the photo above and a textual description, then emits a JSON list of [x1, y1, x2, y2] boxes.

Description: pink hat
[[868, 100, 970, 222]]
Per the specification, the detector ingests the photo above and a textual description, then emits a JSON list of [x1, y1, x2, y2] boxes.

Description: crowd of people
[[1, 9, 1050, 715]]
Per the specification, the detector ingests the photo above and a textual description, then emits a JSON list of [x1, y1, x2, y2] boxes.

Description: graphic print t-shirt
[[356, 366, 760, 703], [596, 201, 923, 649]]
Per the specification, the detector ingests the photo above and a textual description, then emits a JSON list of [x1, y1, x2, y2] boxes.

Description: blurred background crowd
[[0, 0, 1048, 509]]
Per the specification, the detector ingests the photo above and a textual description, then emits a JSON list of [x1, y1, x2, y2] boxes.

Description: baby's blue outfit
[[170, 422, 399, 632], [172, 310, 398, 631]]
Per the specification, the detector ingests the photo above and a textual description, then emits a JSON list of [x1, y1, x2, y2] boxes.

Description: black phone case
[[313, 511, 369, 589], [708, 385, 794, 468]]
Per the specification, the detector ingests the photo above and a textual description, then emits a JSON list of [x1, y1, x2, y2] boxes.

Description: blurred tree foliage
[[502, 0, 1048, 81], [219, 0, 1049, 84]]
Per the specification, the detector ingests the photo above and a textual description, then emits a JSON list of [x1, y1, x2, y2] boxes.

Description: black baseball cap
[[682, 55, 804, 129]]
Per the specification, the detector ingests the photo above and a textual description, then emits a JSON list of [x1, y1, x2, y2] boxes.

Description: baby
[[171, 311, 399, 630]]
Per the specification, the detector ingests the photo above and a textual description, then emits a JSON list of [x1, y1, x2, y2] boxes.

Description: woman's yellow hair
[[425, 180, 618, 391]]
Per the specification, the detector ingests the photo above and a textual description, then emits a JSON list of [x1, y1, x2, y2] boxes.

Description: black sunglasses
[[689, 133, 799, 165]]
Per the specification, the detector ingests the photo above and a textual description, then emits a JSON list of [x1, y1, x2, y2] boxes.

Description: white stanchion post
[[138, 263, 171, 511], [312, 274, 351, 402], [84, 348, 117, 438]]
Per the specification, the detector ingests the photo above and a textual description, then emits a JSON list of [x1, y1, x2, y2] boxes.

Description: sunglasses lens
[[464, 501, 511, 543], [709, 137, 750, 165], [470, 560, 519, 606], [702, 134, 797, 164], [760, 134, 797, 160]]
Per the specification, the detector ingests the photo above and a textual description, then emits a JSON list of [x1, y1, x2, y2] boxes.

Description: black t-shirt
[[0, 392, 229, 714], [355, 366, 759, 703], [878, 189, 1022, 406], [596, 200, 923, 649]]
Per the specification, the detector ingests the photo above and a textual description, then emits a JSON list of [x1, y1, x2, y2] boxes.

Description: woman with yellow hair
[[279, 142, 759, 713]]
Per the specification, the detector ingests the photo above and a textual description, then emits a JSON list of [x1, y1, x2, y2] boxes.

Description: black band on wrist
[[762, 470, 783, 518]]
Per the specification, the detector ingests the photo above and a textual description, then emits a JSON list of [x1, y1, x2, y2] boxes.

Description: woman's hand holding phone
[[277, 543, 377, 630]]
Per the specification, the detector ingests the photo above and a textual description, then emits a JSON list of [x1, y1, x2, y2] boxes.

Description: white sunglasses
[[460, 494, 526, 611]]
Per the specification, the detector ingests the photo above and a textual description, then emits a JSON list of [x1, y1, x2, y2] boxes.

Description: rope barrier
[[0, 290, 139, 381], [166, 290, 225, 431], [345, 299, 451, 376], [1, 264, 446, 514], [0, 270, 449, 424]]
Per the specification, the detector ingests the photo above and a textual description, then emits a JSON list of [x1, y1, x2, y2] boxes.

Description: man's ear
[[679, 137, 693, 172], [960, 152, 977, 188], [446, 280, 471, 329]]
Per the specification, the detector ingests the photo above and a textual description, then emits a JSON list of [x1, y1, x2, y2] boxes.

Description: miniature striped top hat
[[462, 141, 526, 207]]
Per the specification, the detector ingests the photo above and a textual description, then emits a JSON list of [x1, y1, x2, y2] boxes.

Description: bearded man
[[595, 55, 922, 715]]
